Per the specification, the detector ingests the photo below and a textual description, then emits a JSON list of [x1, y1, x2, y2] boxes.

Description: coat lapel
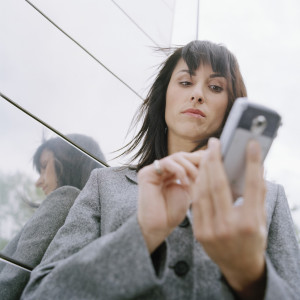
[[124, 168, 138, 185]]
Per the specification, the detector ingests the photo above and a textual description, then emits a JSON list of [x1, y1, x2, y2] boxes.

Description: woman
[[33, 133, 106, 194], [21, 41, 300, 300], [0, 133, 105, 300]]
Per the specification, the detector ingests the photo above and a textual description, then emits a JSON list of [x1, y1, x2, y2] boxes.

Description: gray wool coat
[[0, 186, 80, 300], [21, 167, 300, 300]]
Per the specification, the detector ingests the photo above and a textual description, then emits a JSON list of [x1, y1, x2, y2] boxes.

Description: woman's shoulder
[[265, 180, 284, 195], [38, 186, 81, 213], [50, 185, 81, 196], [265, 180, 287, 207], [265, 180, 283, 203], [265, 180, 291, 226], [91, 166, 138, 185]]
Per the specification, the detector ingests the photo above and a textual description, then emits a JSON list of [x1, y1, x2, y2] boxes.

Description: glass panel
[[0, 0, 176, 270], [0, 95, 106, 269], [112, 0, 175, 46], [0, 0, 148, 165], [162, 0, 176, 10], [27, 0, 171, 97], [172, 0, 199, 44]]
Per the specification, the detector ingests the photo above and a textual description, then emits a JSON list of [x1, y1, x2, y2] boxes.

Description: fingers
[[192, 139, 267, 286], [137, 150, 205, 253], [243, 140, 266, 217], [192, 150, 215, 234], [139, 151, 204, 186], [192, 138, 233, 239], [205, 138, 233, 217]]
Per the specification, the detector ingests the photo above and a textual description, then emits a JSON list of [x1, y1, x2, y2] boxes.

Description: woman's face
[[165, 58, 229, 153], [35, 149, 58, 195]]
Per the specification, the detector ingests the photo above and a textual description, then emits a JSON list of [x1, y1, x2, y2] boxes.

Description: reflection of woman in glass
[[23, 41, 300, 300], [0, 134, 105, 300], [34, 148, 58, 196], [33, 133, 106, 195]]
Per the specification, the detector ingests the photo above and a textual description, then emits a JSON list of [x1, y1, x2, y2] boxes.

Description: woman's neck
[[167, 137, 197, 155]]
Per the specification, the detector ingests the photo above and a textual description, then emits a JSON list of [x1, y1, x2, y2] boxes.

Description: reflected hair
[[121, 40, 247, 171], [33, 134, 106, 190]]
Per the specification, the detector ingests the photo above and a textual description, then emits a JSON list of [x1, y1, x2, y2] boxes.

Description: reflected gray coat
[[0, 186, 80, 300], [22, 167, 300, 300]]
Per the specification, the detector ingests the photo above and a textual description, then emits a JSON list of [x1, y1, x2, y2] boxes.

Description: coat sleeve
[[0, 186, 80, 300], [264, 184, 300, 300], [21, 170, 164, 300]]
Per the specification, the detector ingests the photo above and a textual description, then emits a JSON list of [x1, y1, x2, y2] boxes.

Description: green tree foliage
[[0, 171, 44, 250]]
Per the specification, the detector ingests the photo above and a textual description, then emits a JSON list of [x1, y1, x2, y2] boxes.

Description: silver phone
[[220, 97, 282, 197]]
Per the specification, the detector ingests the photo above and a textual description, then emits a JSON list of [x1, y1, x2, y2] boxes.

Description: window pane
[[0, 96, 104, 268]]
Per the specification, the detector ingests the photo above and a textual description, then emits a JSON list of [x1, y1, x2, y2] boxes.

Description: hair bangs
[[182, 40, 231, 77]]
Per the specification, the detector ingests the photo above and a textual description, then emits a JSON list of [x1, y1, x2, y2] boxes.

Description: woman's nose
[[191, 96, 204, 104], [190, 85, 205, 103], [35, 175, 43, 188]]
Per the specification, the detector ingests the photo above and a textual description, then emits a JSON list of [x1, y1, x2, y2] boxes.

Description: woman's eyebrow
[[176, 69, 195, 76], [209, 73, 225, 79], [176, 70, 226, 80]]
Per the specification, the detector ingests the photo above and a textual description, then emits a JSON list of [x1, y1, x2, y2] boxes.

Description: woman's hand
[[137, 151, 202, 254], [191, 138, 267, 300]]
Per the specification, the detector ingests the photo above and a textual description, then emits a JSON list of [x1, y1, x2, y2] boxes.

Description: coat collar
[[124, 167, 138, 185]]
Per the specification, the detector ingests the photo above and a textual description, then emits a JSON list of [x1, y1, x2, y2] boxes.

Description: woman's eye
[[180, 81, 192, 86], [40, 162, 47, 171], [209, 85, 223, 92]]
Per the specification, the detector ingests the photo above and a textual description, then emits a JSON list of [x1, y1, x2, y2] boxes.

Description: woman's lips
[[182, 108, 206, 118]]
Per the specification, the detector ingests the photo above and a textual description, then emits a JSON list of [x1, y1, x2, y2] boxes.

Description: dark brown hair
[[33, 134, 106, 190], [122, 40, 247, 171]]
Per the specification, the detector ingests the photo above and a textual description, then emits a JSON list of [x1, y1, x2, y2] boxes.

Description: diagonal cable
[[111, 0, 160, 47], [25, 0, 143, 101], [0, 254, 33, 272], [0, 91, 109, 168]]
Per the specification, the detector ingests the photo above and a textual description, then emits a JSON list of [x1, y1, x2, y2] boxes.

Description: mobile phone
[[220, 97, 282, 197]]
